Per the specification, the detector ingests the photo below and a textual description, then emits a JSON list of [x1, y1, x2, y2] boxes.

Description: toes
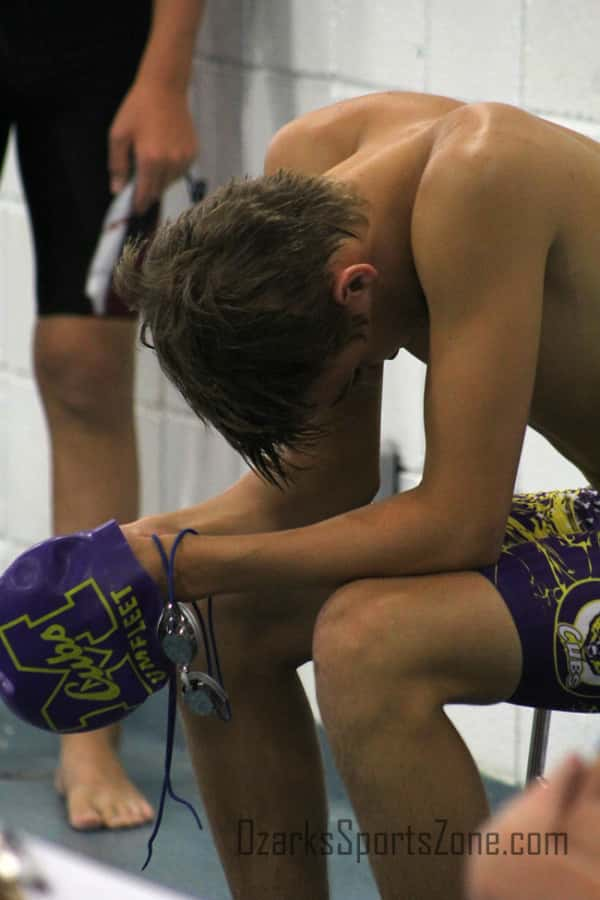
[[96, 792, 154, 829], [64, 786, 154, 831], [137, 799, 155, 823], [66, 789, 105, 831], [55, 747, 155, 832]]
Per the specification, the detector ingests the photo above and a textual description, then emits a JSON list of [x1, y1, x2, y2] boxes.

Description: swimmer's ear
[[333, 262, 378, 308]]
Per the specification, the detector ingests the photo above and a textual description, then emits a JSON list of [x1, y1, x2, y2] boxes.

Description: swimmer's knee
[[193, 587, 323, 677], [34, 316, 136, 421], [313, 578, 425, 674], [313, 580, 382, 676], [313, 579, 442, 719]]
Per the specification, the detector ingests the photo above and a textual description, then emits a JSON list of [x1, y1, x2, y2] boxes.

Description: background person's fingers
[[132, 155, 162, 214], [108, 130, 132, 195], [134, 150, 191, 212], [581, 751, 600, 800], [542, 753, 589, 817], [482, 753, 588, 840]]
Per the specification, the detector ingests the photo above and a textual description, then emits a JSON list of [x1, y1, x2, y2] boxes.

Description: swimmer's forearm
[[131, 465, 373, 539], [175, 485, 500, 599], [128, 476, 276, 540]]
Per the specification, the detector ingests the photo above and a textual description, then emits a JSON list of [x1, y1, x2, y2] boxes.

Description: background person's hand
[[108, 79, 198, 214], [465, 752, 600, 900]]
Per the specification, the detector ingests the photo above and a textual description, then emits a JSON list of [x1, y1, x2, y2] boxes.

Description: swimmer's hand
[[120, 520, 174, 595]]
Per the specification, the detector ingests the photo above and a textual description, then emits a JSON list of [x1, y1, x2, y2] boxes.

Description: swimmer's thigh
[[314, 569, 524, 707]]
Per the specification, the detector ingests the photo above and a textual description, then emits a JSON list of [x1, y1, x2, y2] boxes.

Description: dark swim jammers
[[0, 1, 157, 316], [479, 488, 600, 713]]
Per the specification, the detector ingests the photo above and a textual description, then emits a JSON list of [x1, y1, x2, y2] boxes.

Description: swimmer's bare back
[[269, 90, 600, 489]]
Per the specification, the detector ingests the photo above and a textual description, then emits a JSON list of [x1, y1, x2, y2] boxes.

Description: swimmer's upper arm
[[411, 135, 554, 560]]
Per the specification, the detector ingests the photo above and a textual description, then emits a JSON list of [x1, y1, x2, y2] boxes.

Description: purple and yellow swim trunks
[[479, 488, 600, 713]]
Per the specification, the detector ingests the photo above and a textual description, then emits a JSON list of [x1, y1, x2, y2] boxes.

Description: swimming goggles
[[143, 528, 231, 869]]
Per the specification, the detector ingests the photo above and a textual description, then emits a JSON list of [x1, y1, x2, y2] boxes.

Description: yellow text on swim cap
[[41, 622, 121, 701], [110, 585, 167, 687]]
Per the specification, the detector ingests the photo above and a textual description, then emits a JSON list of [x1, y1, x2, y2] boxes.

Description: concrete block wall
[[2, 0, 600, 786]]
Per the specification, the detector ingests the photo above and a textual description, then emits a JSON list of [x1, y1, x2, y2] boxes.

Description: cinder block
[[376, 440, 402, 501], [524, 0, 600, 119], [0, 211, 7, 368], [292, 76, 335, 119], [0, 539, 28, 573], [164, 378, 192, 415], [161, 176, 191, 223], [446, 703, 520, 785], [134, 339, 164, 412], [330, 81, 385, 104], [197, 0, 245, 63], [331, 0, 426, 90], [241, 68, 297, 175], [190, 59, 245, 186], [516, 708, 600, 778], [516, 428, 588, 493], [162, 411, 244, 512], [0, 380, 6, 534], [513, 705, 532, 785], [5, 375, 50, 546], [542, 113, 600, 143], [191, 66, 334, 189], [400, 469, 424, 492], [239, 0, 335, 75], [0, 204, 35, 376], [192, 64, 332, 185], [429, 0, 522, 103], [298, 661, 321, 722], [381, 352, 426, 476], [135, 407, 162, 517]]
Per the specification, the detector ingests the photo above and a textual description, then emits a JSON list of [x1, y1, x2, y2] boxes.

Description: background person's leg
[[313, 571, 524, 900], [33, 315, 151, 830], [15, 64, 157, 828]]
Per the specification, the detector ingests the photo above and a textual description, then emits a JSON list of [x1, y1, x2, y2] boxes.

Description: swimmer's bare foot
[[55, 725, 154, 830]]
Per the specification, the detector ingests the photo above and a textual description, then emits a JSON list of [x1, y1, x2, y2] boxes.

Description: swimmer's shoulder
[[263, 94, 373, 176], [413, 100, 600, 258], [265, 93, 600, 180], [264, 91, 466, 177], [421, 100, 600, 186]]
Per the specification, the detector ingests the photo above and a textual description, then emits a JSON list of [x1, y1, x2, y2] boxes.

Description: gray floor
[[0, 693, 519, 899]]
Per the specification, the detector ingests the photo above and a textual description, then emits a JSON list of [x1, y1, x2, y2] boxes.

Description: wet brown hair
[[115, 169, 369, 485]]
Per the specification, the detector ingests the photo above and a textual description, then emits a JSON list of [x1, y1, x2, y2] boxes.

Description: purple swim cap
[[0, 521, 169, 733]]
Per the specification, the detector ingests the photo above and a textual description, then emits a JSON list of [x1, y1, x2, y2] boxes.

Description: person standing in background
[[0, 0, 204, 830]]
